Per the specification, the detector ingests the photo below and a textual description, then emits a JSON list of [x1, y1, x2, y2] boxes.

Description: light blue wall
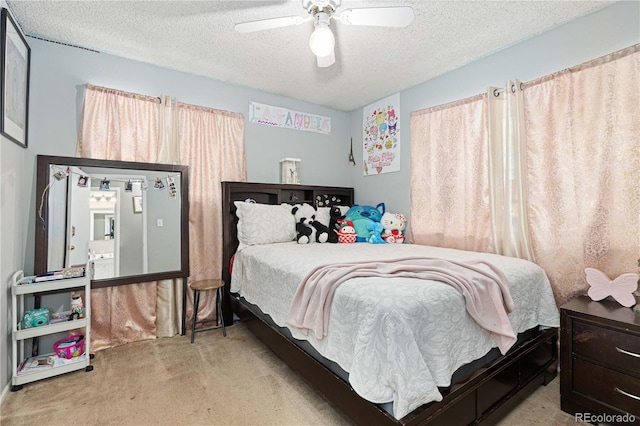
[[347, 1, 640, 232]]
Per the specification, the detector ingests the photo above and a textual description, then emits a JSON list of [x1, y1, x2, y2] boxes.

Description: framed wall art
[[1, 8, 30, 148]]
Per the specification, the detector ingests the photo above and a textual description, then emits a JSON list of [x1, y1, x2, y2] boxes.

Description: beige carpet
[[2, 322, 574, 425]]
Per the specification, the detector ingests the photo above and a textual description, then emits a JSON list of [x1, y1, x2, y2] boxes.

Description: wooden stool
[[189, 279, 226, 343]]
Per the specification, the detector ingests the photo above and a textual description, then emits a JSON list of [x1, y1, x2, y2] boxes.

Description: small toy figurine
[[70, 294, 85, 320]]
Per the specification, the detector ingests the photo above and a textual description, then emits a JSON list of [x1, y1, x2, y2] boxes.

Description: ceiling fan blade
[[337, 6, 414, 27], [235, 15, 311, 33], [317, 49, 335, 68]]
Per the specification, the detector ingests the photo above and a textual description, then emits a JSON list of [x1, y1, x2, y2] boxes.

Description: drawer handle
[[615, 346, 640, 358], [614, 387, 640, 401]]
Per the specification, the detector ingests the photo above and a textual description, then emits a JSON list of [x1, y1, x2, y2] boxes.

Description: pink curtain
[[524, 44, 640, 305], [78, 85, 247, 350], [78, 84, 160, 350], [410, 94, 494, 253], [178, 102, 246, 324]]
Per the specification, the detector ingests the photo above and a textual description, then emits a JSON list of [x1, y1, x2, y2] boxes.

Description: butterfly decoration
[[585, 268, 639, 307]]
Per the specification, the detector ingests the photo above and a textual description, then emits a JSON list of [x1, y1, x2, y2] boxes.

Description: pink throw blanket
[[286, 257, 517, 354]]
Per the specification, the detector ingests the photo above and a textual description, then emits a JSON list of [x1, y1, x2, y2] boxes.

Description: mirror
[[35, 155, 190, 289]]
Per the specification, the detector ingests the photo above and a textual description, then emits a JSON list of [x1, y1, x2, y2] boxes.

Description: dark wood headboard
[[220, 181, 354, 325]]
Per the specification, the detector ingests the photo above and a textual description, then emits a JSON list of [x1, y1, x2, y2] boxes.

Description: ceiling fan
[[235, 0, 415, 68]]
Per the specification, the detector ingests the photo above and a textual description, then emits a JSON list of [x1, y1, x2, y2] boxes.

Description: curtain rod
[[492, 82, 524, 97]]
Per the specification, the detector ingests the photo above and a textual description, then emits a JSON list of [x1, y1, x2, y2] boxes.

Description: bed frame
[[221, 181, 558, 426]]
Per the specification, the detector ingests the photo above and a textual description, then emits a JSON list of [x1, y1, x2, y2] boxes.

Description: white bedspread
[[231, 243, 559, 419]]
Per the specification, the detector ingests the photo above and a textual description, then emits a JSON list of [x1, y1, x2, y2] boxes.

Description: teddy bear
[[380, 212, 406, 243], [291, 203, 330, 244], [343, 203, 385, 242]]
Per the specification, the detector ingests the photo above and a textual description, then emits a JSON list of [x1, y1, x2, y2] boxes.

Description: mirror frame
[[35, 155, 190, 289]]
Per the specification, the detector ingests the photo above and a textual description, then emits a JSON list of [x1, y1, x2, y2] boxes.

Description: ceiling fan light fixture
[[309, 11, 334, 58], [309, 25, 335, 57], [235, 1, 412, 68]]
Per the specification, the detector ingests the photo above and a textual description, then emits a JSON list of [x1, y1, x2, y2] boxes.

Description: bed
[[221, 181, 559, 425]]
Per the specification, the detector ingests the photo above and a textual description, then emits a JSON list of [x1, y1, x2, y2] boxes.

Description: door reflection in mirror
[[89, 189, 119, 279]]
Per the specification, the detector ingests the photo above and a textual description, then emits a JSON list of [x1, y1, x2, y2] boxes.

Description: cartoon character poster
[[362, 93, 400, 175]]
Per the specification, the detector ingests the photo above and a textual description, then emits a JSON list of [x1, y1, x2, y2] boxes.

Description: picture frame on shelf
[[1, 8, 30, 149]]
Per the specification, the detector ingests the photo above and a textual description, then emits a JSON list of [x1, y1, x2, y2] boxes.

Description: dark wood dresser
[[560, 296, 640, 423]]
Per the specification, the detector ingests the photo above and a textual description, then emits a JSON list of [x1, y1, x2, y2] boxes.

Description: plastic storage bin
[[53, 334, 85, 359]]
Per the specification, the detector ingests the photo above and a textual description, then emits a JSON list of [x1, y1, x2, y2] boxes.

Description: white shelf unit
[[11, 270, 92, 391]]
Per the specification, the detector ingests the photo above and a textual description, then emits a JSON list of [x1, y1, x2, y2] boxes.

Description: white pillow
[[337, 205, 350, 217], [315, 207, 331, 228], [316, 205, 351, 228], [234, 201, 296, 249]]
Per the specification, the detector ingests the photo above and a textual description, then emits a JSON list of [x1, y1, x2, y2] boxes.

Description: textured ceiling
[[8, 0, 613, 111]]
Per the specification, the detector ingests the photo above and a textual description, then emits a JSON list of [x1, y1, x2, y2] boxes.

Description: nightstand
[[560, 296, 640, 422]]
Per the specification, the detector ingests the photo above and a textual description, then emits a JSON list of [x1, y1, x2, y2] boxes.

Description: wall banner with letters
[[248, 101, 331, 135]]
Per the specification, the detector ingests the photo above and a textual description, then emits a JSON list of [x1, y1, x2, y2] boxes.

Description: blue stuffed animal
[[344, 203, 385, 242], [366, 222, 385, 244]]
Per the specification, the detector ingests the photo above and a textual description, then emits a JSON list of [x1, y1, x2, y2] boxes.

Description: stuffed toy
[[313, 220, 332, 243], [327, 206, 343, 243], [344, 203, 385, 242], [367, 222, 385, 244], [291, 203, 329, 244], [336, 220, 356, 244], [381, 212, 407, 244]]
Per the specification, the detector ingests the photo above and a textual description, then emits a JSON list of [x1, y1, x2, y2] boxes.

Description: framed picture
[[132, 196, 143, 213], [1, 8, 30, 148]]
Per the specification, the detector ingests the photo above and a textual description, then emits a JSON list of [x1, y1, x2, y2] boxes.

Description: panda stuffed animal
[[291, 203, 330, 244]]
